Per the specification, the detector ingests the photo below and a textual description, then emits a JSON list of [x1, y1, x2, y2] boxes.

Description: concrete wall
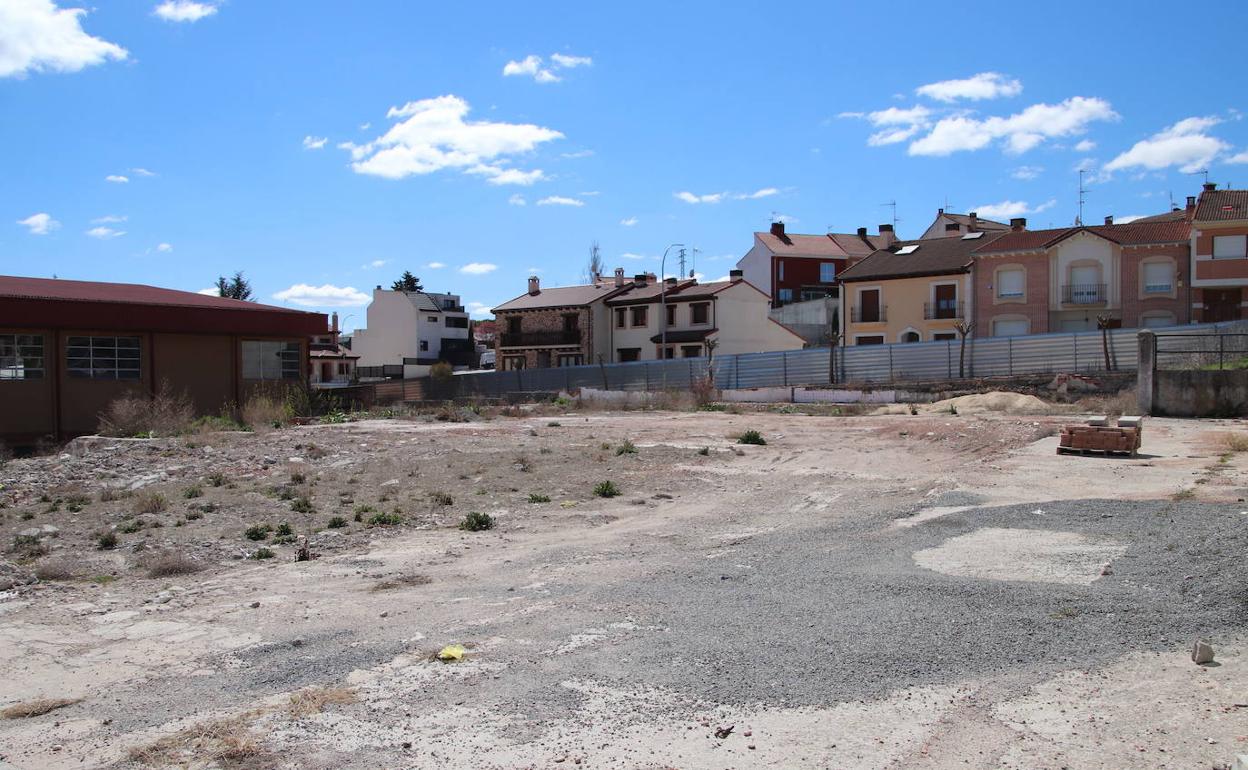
[[1150, 370, 1248, 417], [736, 238, 771, 298]]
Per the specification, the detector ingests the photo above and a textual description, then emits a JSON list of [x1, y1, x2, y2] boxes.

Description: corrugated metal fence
[[419, 322, 1234, 398]]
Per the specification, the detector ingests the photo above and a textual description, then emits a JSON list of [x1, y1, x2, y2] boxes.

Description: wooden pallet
[[1056, 445, 1138, 458]]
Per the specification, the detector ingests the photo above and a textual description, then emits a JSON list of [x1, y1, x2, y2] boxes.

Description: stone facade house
[[491, 272, 636, 370]]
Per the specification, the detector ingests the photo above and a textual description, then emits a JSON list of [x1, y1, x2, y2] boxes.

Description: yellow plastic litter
[[436, 644, 465, 662]]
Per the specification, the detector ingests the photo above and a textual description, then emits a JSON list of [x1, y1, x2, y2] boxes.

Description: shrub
[[35, 559, 77, 581], [290, 497, 314, 514], [327, 516, 347, 529], [368, 511, 402, 526], [429, 491, 454, 507], [96, 531, 118, 550], [134, 491, 168, 514], [64, 493, 91, 513], [290, 472, 307, 485], [527, 493, 551, 503], [98, 382, 195, 438], [353, 503, 375, 515], [430, 361, 454, 382], [117, 519, 145, 534], [244, 524, 272, 541], [182, 485, 203, 499], [459, 511, 495, 531], [191, 414, 248, 433], [690, 374, 717, 407], [252, 547, 276, 560], [207, 472, 227, 487], [99, 487, 129, 502], [241, 393, 288, 429], [593, 480, 620, 498], [615, 439, 638, 456], [275, 522, 294, 537], [1221, 432, 1248, 453], [737, 430, 766, 446], [353, 511, 364, 522], [547, 421, 562, 427], [139, 550, 203, 578]]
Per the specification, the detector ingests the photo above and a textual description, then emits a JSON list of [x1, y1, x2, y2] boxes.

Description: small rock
[[1193, 639, 1215, 665], [380, 611, 389, 618], [291, 638, 304, 648], [249, 601, 260, 609], [1100, 565, 1113, 576], [715, 725, 735, 739]]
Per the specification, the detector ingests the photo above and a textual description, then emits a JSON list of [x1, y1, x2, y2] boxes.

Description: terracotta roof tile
[[974, 221, 1190, 253], [839, 233, 1007, 282], [754, 231, 849, 258], [0, 275, 311, 314], [1195, 189, 1248, 222], [493, 283, 628, 312]]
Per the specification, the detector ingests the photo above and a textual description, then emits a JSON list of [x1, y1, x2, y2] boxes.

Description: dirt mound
[[875, 391, 1054, 416]]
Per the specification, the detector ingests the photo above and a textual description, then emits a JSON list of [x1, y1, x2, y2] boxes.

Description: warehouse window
[[241, 340, 301, 380], [0, 334, 44, 380], [67, 336, 141, 380]]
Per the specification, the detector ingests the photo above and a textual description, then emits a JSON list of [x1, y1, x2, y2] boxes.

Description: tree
[[216, 271, 254, 301], [1097, 315, 1114, 371], [584, 241, 603, 283], [391, 271, 423, 292], [954, 320, 975, 379]]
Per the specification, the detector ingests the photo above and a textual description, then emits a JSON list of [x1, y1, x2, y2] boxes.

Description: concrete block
[[1117, 416, 1142, 429], [1192, 639, 1215, 665], [1086, 415, 1109, 426], [1232, 754, 1248, 770]]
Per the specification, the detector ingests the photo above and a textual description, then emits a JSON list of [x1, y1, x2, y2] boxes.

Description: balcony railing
[[1061, 283, 1107, 305], [851, 306, 887, 323], [924, 301, 964, 320], [500, 330, 581, 347]]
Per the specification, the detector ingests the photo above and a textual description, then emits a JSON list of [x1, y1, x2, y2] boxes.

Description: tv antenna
[[689, 246, 700, 278], [1188, 168, 1210, 186], [880, 200, 900, 229], [1077, 169, 1088, 226]]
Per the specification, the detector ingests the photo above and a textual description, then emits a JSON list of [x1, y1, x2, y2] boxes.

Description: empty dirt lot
[[2, 405, 1247, 769]]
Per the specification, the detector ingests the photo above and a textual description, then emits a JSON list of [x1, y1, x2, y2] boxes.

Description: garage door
[[993, 319, 1028, 337]]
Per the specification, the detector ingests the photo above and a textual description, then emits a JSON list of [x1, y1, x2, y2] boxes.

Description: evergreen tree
[[215, 271, 254, 301], [391, 271, 423, 292]]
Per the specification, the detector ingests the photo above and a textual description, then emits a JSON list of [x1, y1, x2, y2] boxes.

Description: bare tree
[[584, 241, 603, 283], [954, 320, 975, 379], [1097, 315, 1114, 371]]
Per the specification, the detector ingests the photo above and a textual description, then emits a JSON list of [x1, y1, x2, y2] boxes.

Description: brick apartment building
[[1189, 184, 1248, 322], [736, 222, 894, 307]]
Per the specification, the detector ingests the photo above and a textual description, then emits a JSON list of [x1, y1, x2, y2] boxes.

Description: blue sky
[[4, 0, 1248, 330]]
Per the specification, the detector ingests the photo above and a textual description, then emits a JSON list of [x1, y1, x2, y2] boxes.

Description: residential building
[[604, 269, 805, 361], [309, 311, 359, 388], [491, 272, 632, 370], [971, 216, 1191, 336], [0, 275, 327, 444], [1189, 184, 1248, 323], [918, 209, 1011, 240], [839, 232, 1003, 345], [736, 222, 894, 308], [351, 286, 473, 375]]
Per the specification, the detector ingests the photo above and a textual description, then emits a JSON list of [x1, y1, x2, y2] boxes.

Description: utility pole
[[677, 247, 687, 279]]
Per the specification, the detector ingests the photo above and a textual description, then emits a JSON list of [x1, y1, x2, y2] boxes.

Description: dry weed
[[98, 382, 194, 437], [241, 394, 287, 429], [34, 559, 77, 582], [134, 490, 168, 514], [1, 697, 81, 719], [371, 573, 432, 591], [137, 550, 204, 578], [286, 686, 356, 718], [1217, 432, 1248, 453], [128, 713, 269, 768]]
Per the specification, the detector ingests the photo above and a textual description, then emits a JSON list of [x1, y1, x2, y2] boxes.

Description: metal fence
[[1155, 331, 1248, 371], [433, 322, 1235, 397]]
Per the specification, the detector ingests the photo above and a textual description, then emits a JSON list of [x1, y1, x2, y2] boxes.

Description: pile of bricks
[[1058, 416, 1143, 456]]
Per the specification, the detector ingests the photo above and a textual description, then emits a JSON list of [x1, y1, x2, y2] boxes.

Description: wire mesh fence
[[1154, 332, 1248, 371]]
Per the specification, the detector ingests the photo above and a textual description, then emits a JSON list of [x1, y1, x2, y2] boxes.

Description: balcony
[[500, 330, 582, 348], [1061, 283, 1107, 305], [851, 305, 887, 323], [924, 301, 964, 320]]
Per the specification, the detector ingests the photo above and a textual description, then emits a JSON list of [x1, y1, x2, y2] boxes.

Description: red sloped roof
[[0, 275, 292, 311], [755, 231, 849, 258], [974, 221, 1190, 253]]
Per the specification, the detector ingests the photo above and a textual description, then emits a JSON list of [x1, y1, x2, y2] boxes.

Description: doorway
[[1205, 288, 1241, 322]]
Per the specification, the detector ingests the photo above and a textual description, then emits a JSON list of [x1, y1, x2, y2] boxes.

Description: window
[[631, 306, 648, 327], [691, 302, 710, 325], [67, 336, 141, 380], [778, 260, 785, 281], [819, 262, 836, 283], [557, 354, 584, 367], [562, 313, 580, 332], [445, 316, 468, 328], [666, 304, 676, 326], [900, 331, 921, 343], [618, 348, 640, 362], [777, 288, 794, 304], [662, 347, 675, 359], [1142, 262, 1173, 294], [0, 334, 43, 380], [992, 319, 1028, 337], [337, 363, 350, 375], [1141, 313, 1176, 328], [506, 317, 521, 334], [681, 345, 702, 358], [503, 356, 526, 371], [855, 335, 884, 345], [426, 314, 439, 323], [856, 289, 881, 323], [932, 332, 957, 341], [1213, 235, 1248, 259], [419, 340, 429, 352], [241, 340, 300, 380], [997, 269, 1024, 299], [615, 308, 627, 329]]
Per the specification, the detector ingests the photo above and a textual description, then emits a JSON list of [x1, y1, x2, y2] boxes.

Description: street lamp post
[[659, 243, 684, 369]]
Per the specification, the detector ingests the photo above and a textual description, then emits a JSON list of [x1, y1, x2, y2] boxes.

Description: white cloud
[[106, 174, 129, 183], [561, 149, 594, 159], [773, 214, 798, 224], [1228, 150, 1248, 164], [674, 188, 778, 204], [91, 214, 127, 224], [737, 187, 779, 200], [343, 95, 561, 187], [16, 212, 59, 235], [507, 194, 526, 206], [1011, 165, 1044, 180], [153, 1, 217, 22], [1074, 139, 1096, 152], [503, 52, 592, 84], [86, 225, 125, 239], [908, 97, 1118, 156], [524, 267, 542, 274], [0, 0, 128, 78], [620, 252, 648, 260], [972, 199, 1056, 221], [273, 283, 370, 307], [674, 191, 725, 204], [841, 106, 934, 146], [131, 167, 157, 177], [916, 72, 1022, 102], [302, 135, 327, 150], [156, 242, 173, 252], [619, 216, 638, 226], [550, 53, 592, 69], [1114, 215, 1147, 224], [427, 262, 446, 269], [362, 259, 388, 269], [1105, 116, 1230, 173], [465, 301, 492, 319], [460, 262, 498, 275], [537, 195, 584, 207], [196, 287, 218, 296]]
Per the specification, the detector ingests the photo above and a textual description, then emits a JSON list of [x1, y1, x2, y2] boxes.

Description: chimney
[[945, 222, 962, 234], [614, 267, 625, 287], [375, 285, 382, 291], [856, 227, 867, 237], [634, 273, 648, 287], [879, 223, 896, 246], [1204, 182, 1217, 192], [331, 311, 339, 334], [729, 269, 743, 282], [968, 211, 979, 232], [1104, 215, 1114, 225], [665, 276, 678, 286], [937, 208, 944, 216], [1010, 217, 1026, 231], [770, 221, 785, 237], [1186, 195, 1197, 220], [527, 276, 540, 295]]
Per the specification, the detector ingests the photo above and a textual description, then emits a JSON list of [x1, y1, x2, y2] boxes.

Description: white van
[[479, 350, 496, 369]]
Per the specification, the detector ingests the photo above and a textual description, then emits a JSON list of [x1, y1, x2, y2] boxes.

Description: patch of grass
[[599, 442, 611, 451], [64, 493, 91, 513], [1172, 487, 1196, 501], [615, 439, 638, 456], [134, 491, 168, 514], [458, 511, 495, 532], [286, 686, 356, 718], [1, 697, 81, 719], [1221, 432, 1248, 453], [96, 531, 118, 550], [89, 574, 117, 585], [327, 516, 347, 529], [353, 511, 364, 522], [139, 550, 203, 578], [275, 522, 294, 537], [368, 511, 402, 526], [513, 456, 532, 473], [736, 430, 766, 446], [527, 493, 551, 503], [127, 712, 270, 767], [99, 487, 130, 502], [547, 421, 562, 427], [252, 547, 276, 560], [98, 382, 194, 438], [1050, 606, 1080, 619], [117, 519, 145, 534], [207, 472, 227, 487], [593, 480, 620, 498], [353, 503, 375, 515], [20, 511, 34, 520], [244, 523, 272, 541], [371, 573, 432, 591], [290, 497, 314, 514], [429, 491, 454, 507], [290, 472, 307, 485], [182, 485, 203, 499]]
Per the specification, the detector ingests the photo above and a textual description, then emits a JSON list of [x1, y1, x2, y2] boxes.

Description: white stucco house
[[351, 287, 473, 377]]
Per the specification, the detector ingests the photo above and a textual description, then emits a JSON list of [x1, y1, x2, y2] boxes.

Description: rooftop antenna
[[880, 200, 900, 229], [1189, 168, 1210, 186], [1167, 190, 1176, 211], [690, 246, 700, 278], [1077, 169, 1088, 226]]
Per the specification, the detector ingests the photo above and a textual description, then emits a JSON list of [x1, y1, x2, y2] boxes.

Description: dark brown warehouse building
[[0, 275, 328, 444]]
